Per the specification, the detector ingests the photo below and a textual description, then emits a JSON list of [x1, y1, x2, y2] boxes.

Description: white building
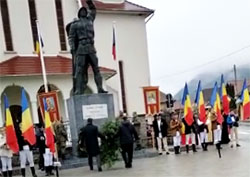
[[0, 0, 154, 126]]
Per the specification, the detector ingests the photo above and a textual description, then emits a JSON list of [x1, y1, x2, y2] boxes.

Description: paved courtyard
[[32, 125, 250, 177]]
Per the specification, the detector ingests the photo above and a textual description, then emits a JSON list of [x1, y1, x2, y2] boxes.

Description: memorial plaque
[[82, 104, 108, 120]]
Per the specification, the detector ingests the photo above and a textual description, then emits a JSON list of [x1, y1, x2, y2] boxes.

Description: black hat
[[78, 7, 87, 18]]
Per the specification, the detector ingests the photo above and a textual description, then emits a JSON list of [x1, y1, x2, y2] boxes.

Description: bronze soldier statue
[[67, 0, 107, 95]]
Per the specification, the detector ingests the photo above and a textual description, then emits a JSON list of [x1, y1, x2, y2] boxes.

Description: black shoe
[[204, 143, 208, 151], [98, 167, 102, 172], [166, 152, 170, 155], [231, 145, 234, 148], [158, 153, 163, 155], [192, 144, 197, 152], [49, 166, 54, 175], [2, 171, 8, 177], [90, 166, 93, 171], [185, 145, 189, 153], [8, 170, 12, 177], [21, 168, 26, 177], [127, 163, 132, 168], [174, 147, 178, 154], [30, 167, 37, 177], [98, 89, 108, 94], [236, 144, 241, 147], [201, 143, 205, 151], [177, 146, 181, 154]]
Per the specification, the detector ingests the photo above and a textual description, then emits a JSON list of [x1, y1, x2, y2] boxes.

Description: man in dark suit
[[117, 115, 139, 168], [153, 113, 170, 155], [80, 118, 103, 172]]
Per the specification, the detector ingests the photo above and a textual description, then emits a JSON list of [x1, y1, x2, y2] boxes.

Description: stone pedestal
[[67, 93, 115, 156]]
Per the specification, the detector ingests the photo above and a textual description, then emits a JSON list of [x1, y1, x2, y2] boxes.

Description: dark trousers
[[38, 149, 44, 169], [74, 53, 103, 95], [121, 143, 134, 166], [88, 154, 101, 169]]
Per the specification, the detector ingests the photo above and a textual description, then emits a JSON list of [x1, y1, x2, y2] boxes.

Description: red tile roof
[[0, 55, 116, 78], [81, 0, 154, 17]]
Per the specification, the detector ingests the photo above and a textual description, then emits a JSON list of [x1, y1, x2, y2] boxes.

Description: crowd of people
[[150, 106, 240, 156], [77, 106, 241, 173], [0, 119, 68, 177], [0, 106, 241, 176]]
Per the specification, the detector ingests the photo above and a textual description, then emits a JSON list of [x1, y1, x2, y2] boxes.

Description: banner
[[143, 86, 160, 114], [38, 91, 60, 122]]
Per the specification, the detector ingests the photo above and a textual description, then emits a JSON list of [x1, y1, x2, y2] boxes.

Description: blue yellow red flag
[[182, 83, 194, 126], [21, 88, 36, 145], [4, 94, 19, 153], [195, 81, 206, 123], [240, 79, 250, 120]]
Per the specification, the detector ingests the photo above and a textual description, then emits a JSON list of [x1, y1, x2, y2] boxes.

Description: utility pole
[[233, 64, 238, 95]]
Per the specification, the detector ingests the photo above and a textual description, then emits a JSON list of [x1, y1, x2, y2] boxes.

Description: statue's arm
[[68, 24, 77, 54], [87, 0, 96, 21]]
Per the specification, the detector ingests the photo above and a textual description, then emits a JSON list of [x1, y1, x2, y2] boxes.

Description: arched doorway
[[0, 85, 31, 129]]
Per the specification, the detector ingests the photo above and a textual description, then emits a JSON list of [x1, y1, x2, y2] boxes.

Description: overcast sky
[[130, 0, 250, 94]]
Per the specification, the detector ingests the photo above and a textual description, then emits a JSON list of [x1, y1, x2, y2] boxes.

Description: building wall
[[0, 9, 5, 61], [0, 0, 151, 116], [7, 0, 34, 56]]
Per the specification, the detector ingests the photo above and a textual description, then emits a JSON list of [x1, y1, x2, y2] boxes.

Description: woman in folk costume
[[0, 127, 13, 177], [205, 106, 213, 143], [170, 112, 182, 154]]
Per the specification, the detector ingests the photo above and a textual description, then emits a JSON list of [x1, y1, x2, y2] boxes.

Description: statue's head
[[78, 7, 88, 18]]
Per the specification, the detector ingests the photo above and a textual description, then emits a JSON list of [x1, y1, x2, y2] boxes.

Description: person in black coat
[[117, 115, 139, 168], [152, 113, 170, 155], [79, 118, 103, 172], [221, 110, 230, 144], [35, 125, 46, 171]]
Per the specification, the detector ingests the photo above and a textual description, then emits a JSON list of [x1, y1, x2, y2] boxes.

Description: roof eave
[[0, 72, 117, 79], [97, 9, 154, 18]]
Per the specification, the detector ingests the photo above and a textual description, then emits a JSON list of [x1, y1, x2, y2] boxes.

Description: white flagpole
[[113, 21, 123, 113], [36, 20, 48, 93], [77, 0, 82, 8]]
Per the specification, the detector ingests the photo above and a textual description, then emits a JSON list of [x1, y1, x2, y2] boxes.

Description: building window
[[28, 0, 38, 50], [55, 0, 67, 51], [0, 0, 14, 51]]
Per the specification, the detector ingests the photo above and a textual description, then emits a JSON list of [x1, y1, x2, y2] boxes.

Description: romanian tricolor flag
[[4, 94, 19, 153], [112, 26, 116, 60], [182, 83, 194, 126], [21, 88, 36, 145], [35, 35, 44, 55], [43, 98, 55, 153], [240, 79, 250, 120], [195, 81, 206, 123], [220, 75, 230, 114], [210, 82, 223, 124]]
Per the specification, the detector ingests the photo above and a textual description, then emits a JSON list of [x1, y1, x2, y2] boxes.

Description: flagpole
[[36, 20, 48, 93], [77, 0, 82, 8], [113, 21, 124, 113]]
